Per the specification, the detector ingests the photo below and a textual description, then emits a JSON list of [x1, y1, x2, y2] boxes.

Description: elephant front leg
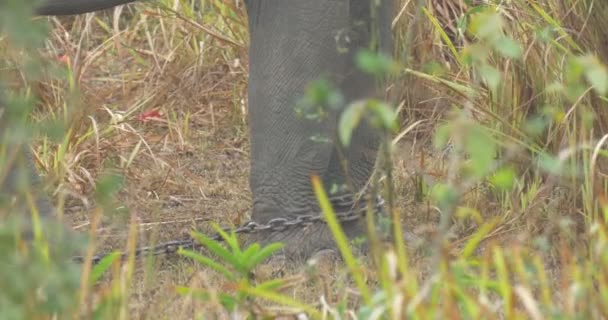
[[245, 0, 392, 261], [246, 0, 354, 223], [325, 0, 394, 206]]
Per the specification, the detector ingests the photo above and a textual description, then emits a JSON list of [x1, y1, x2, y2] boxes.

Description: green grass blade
[[240, 284, 321, 318], [311, 174, 371, 303], [190, 230, 241, 268], [90, 252, 121, 284], [422, 7, 463, 66], [178, 248, 237, 282]]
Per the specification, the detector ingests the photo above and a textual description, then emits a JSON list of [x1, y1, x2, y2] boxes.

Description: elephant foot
[[241, 194, 383, 264], [1, 188, 82, 258], [241, 218, 365, 264], [241, 194, 429, 271]]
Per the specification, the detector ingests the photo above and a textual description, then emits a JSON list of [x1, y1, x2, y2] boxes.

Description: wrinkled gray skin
[[6, 0, 393, 261]]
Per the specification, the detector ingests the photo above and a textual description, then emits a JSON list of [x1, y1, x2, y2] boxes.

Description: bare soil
[[29, 8, 495, 318]]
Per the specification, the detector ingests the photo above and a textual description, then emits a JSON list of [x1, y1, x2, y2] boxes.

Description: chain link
[[74, 195, 385, 265]]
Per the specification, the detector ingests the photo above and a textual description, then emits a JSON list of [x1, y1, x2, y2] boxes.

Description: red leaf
[[57, 54, 69, 64], [138, 109, 163, 123]]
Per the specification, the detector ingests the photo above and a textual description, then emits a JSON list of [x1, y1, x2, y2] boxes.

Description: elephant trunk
[[34, 0, 137, 16]]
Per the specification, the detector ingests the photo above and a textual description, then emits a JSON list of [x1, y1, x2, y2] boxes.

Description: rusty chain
[[73, 196, 385, 265]]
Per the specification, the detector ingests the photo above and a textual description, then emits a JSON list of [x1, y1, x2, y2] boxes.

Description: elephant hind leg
[[1, 145, 56, 218], [1, 91, 56, 229]]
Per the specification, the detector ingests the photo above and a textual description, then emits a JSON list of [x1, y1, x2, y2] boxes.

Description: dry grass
[[32, 2, 255, 317], [3, 0, 608, 318]]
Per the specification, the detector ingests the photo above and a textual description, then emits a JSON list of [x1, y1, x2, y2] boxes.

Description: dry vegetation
[[3, 0, 608, 318]]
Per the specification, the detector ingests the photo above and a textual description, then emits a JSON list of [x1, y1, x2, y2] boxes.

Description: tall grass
[[2, 0, 608, 318]]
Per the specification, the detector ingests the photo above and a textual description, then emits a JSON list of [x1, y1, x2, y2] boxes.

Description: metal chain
[[74, 196, 385, 265]]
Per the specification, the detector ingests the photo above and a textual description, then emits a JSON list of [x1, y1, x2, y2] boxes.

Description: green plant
[[176, 227, 323, 317]]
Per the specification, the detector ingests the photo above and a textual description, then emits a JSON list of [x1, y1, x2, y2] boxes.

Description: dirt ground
[[60, 84, 444, 317], [55, 63, 437, 317], [29, 8, 456, 318]]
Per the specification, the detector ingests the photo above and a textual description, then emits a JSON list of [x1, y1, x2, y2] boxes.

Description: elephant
[[3, 0, 394, 262]]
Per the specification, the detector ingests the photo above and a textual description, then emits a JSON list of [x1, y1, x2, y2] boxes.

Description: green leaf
[[90, 252, 120, 284], [434, 122, 454, 149], [523, 115, 548, 137], [175, 286, 239, 310], [478, 64, 501, 92], [493, 36, 523, 59], [339, 101, 365, 146], [468, 9, 503, 41], [580, 55, 608, 96], [241, 242, 260, 262], [537, 153, 563, 176], [368, 100, 398, 132], [490, 167, 516, 190], [295, 77, 344, 120], [339, 100, 397, 147], [178, 248, 237, 281], [430, 183, 459, 209], [563, 55, 608, 99], [213, 225, 242, 256], [255, 278, 286, 292], [464, 124, 496, 178], [355, 49, 397, 77], [241, 284, 322, 318], [422, 61, 448, 77], [248, 242, 284, 268], [189, 230, 240, 268]]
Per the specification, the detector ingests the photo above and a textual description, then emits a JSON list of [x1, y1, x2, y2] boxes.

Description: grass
[[2, 0, 608, 318]]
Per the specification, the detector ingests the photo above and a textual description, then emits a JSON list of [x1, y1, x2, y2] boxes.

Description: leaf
[[248, 242, 284, 268], [490, 167, 516, 190], [240, 284, 321, 318], [430, 183, 459, 209], [90, 252, 120, 284], [175, 286, 238, 310], [339, 101, 365, 146], [563, 55, 608, 99], [478, 64, 501, 92], [523, 115, 548, 137], [339, 100, 397, 147], [255, 278, 286, 292], [240, 242, 260, 264], [434, 122, 454, 149], [422, 61, 448, 77], [137, 109, 163, 123], [580, 55, 608, 96], [189, 230, 240, 269], [464, 124, 496, 178], [493, 36, 523, 59], [178, 248, 236, 281], [295, 77, 344, 119], [537, 153, 563, 176], [213, 225, 242, 256], [368, 100, 398, 132], [468, 9, 503, 41], [355, 49, 397, 77]]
